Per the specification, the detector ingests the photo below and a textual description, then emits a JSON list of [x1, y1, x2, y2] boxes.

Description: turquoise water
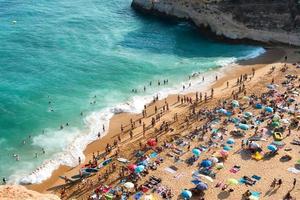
[[0, 0, 264, 183]]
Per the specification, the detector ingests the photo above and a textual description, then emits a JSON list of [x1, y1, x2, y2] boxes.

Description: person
[[227, 81, 229, 88], [292, 178, 296, 189], [270, 178, 277, 188], [78, 157, 81, 164], [278, 179, 282, 187], [2, 177, 6, 185]]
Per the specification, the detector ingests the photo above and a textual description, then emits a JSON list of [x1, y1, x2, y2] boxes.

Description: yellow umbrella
[[227, 178, 239, 185]]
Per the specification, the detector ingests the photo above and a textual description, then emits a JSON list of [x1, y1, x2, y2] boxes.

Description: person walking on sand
[[227, 81, 229, 88], [292, 178, 297, 190], [270, 178, 277, 188], [277, 179, 282, 187], [78, 157, 81, 165], [2, 177, 6, 185]]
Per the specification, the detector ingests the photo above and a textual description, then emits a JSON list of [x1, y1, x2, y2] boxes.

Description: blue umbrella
[[218, 109, 227, 114], [239, 123, 249, 130], [192, 148, 201, 156], [135, 165, 145, 173], [267, 144, 277, 152], [255, 103, 263, 109], [227, 138, 235, 144], [181, 190, 192, 199], [265, 107, 274, 113], [223, 145, 232, 151], [201, 160, 212, 168], [196, 182, 208, 191], [191, 179, 201, 185]]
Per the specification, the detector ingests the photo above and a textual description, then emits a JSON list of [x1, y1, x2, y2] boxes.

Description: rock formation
[[132, 0, 300, 46]]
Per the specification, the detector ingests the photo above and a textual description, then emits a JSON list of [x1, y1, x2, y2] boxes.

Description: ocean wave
[[15, 47, 265, 184]]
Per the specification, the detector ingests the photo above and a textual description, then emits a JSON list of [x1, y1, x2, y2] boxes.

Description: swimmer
[[60, 125, 63, 130], [66, 123, 69, 126], [16, 155, 20, 161], [80, 112, 83, 116], [35, 153, 38, 158]]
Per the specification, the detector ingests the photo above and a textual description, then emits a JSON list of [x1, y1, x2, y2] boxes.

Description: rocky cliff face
[[132, 0, 300, 46]]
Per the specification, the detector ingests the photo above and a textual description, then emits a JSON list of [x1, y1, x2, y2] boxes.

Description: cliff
[[0, 185, 60, 200], [131, 0, 300, 46]]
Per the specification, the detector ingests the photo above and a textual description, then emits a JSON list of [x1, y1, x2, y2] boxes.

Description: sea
[[0, 0, 265, 184]]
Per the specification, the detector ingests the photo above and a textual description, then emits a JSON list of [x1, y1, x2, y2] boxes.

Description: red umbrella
[[147, 138, 157, 147], [128, 164, 137, 171]]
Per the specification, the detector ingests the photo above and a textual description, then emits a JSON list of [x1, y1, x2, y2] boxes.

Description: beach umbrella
[[267, 144, 277, 152], [124, 182, 134, 189], [271, 121, 280, 127], [135, 165, 145, 173], [227, 178, 239, 185], [181, 190, 192, 199], [144, 194, 154, 200], [198, 174, 214, 182], [243, 96, 250, 101], [218, 108, 227, 114], [128, 164, 137, 171], [231, 100, 239, 107], [280, 118, 290, 124], [192, 148, 201, 156], [196, 182, 208, 190], [267, 84, 276, 90], [147, 138, 157, 147], [272, 114, 281, 121], [223, 145, 232, 151], [249, 142, 260, 149], [265, 107, 274, 113], [244, 112, 253, 118], [239, 123, 249, 130], [216, 162, 224, 169], [209, 156, 219, 163], [226, 138, 235, 144], [220, 150, 229, 157], [201, 160, 212, 168], [255, 103, 263, 109]]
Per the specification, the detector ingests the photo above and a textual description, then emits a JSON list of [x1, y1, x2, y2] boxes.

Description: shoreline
[[25, 46, 288, 194]]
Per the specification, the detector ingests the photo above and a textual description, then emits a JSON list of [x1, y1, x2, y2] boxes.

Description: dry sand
[[19, 47, 300, 200]]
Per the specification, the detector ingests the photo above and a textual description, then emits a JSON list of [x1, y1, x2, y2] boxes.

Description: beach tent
[[147, 138, 157, 147], [249, 142, 260, 149], [200, 160, 212, 168], [197, 174, 214, 182], [216, 162, 224, 170], [181, 190, 192, 199], [267, 144, 277, 152], [226, 138, 235, 144], [239, 123, 249, 130], [192, 148, 201, 156], [124, 182, 134, 189], [265, 107, 274, 113], [196, 182, 208, 190], [135, 165, 145, 173]]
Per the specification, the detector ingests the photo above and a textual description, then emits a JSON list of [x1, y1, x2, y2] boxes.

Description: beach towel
[[229, 166, 240, 174], [239, 178, 246, 184], [150, 152, 158, 158], [251, 175, 261, 181], [164, 167, 176, 174]]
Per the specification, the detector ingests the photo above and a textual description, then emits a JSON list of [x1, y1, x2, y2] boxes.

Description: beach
[[18, 46, 299, 200]]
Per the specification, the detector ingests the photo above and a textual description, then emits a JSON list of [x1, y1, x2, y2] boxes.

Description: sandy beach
[[17, 46, 300, 200]]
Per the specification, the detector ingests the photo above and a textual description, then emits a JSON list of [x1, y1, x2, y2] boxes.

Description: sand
[[21, 46, 300, 200]]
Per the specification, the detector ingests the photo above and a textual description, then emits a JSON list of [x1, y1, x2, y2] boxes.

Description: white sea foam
[[15, 47, 265, 184]]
